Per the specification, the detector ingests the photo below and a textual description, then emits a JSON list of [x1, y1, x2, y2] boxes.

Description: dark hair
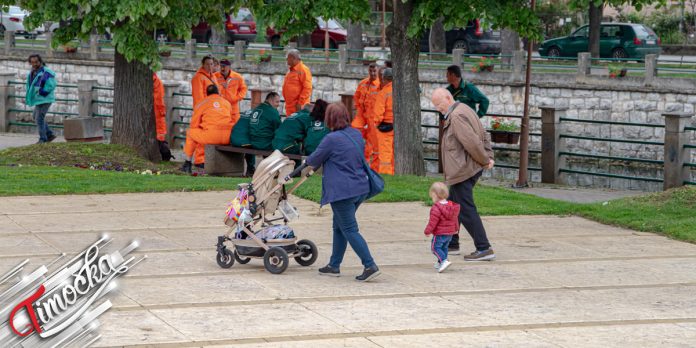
[[206, 85, 219, 96], [310, 99, 328, 122], [28, 54, 44, 66], [385, 60, 392, 68], [201, 55, 214, 65], [265, 92, 279, 101], [324, 102, 352, 130], [447, 65, 462, 78], [368, 62, 376, 69]]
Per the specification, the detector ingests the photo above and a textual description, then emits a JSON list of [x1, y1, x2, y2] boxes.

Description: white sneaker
[[438, 260, 452, 273], [434, 261, 441, 269]]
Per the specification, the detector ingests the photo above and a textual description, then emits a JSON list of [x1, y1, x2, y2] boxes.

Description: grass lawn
[[1, 143, 694, 243]]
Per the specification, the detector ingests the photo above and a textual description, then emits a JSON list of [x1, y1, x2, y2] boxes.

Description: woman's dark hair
[[310, 99, 328, 122], [28, 54, 45, 66], [324, 102, 352, 130]]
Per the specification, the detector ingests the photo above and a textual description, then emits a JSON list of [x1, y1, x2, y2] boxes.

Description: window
[[317, 18, 344, 30], [232, 8, 253, 22], [601, 25, 621, 38], [633, 25, 655, 38], [572, 26, 589, 38]]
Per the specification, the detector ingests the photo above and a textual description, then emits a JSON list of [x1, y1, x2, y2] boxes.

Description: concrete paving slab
[[367, 331, 559, 348], [531, 323, 696, 348], [0, 215, 29, 234], [150, 303, 351, 341], [123, 251, 218, 278], [0, 195, 100, 214], [0, 234, 58, 257], [37, 230, 182, 253], [93, 310, 190, 347], [205, 337, 380, 348]]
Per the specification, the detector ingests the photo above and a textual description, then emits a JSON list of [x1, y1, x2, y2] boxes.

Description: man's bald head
[[431, 88, 455, 115]]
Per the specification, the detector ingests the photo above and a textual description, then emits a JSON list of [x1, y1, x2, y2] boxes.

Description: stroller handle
[[285, 162, 311, 182]]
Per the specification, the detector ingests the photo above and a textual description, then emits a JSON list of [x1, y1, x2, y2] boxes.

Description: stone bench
[[204, 145, 305, 176]]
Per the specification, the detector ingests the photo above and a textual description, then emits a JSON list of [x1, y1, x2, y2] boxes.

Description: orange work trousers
[[184, 128, 231, 165], [376, 130, 394, 175]]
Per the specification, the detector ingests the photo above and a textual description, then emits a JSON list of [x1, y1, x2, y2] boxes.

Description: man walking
[[446, 65, 489, 118], [431, 88, 495, 260], [282, 49, 312, 116], [214, 59, 247, 124], [25, 54, 57, 143]]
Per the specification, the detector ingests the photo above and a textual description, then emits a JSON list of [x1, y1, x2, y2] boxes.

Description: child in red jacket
[[424, 182, 461, 273]]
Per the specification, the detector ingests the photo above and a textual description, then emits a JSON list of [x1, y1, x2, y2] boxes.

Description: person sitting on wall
[[249, 92, 282, 151]]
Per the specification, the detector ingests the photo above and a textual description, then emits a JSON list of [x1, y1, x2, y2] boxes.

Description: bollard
[[338, 44, 347, 72], [452, 48, 464, 68], [644, 54, 658, 84], [577, 52, 591, 77], [4, 31, 16, 56], [77, 80, 98, 118]]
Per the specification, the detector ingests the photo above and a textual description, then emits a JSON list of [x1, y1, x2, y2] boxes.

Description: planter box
[[489, 130, 520, 144]]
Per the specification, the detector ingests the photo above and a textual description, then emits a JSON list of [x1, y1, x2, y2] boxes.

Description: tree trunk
[[429, 17, 446, 54], [112, 51, 159, 162], [347, 20, 364, 63], [588, 1, 603, 58], [389, 0, 424, 175], [501, 29, 520, 66]]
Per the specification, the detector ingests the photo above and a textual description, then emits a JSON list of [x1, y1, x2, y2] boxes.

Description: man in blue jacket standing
[[25, 54, 57, 143]]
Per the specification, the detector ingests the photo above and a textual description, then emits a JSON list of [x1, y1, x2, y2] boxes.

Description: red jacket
[[424, 200, 460, 236]]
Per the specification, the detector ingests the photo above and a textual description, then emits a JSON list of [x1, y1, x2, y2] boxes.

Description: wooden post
[[540, 107, 567, 184], [340, 92, 355, 117], [662, 112, 693, 190]]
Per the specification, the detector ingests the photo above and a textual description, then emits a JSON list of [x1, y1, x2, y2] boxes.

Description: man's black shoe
[[46, 134, 57, 143], [318, 265, 340, 277], [180, 160, 192, 174], [355, 266, 381, 282]]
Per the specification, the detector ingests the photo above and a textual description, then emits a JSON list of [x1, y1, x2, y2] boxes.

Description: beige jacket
[[441, 102, 494, 185]]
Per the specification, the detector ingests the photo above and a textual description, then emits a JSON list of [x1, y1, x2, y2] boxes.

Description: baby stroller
[[215, 150, 318, 274]]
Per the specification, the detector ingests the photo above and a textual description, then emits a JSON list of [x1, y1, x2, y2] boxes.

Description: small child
[[424, 182, 460, 273]]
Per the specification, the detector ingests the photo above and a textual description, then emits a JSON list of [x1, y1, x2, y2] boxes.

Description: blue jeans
[[328, 194, 376, 269], [431, 235, 453, 263], [33, 103, 54, 142]]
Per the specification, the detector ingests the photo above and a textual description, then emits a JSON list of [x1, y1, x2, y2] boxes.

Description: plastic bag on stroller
[[254, 225, 295, 240]]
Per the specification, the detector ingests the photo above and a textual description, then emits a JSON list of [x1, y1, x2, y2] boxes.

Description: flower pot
[[619, 68, 627, 77], [489, 130, 520, 144], [260, 56, 271, 63], [485, 65, 494, 72], [363, 59, 376, 66], [64, 47, 77, 53], [159, 51, 172, 57]]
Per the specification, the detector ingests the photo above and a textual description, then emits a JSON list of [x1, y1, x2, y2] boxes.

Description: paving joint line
[[110, 281, 696, 312]]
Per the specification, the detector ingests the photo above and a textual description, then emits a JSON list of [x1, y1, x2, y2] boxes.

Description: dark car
[[266, 17, 347, 48], [419, 19, 501, 54], [190, 8, 256, 44], [538, 23, 661, 60]]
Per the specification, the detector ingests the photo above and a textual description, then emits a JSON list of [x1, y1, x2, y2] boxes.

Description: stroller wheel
[[263, 247, 289, 274], [294, 239, 318, 266], [216, 249, 235, 268], [234, 250, 252, 264]]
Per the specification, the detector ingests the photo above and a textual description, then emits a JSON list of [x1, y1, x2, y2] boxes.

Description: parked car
[[189, 8, 256, 44], [538, 23, 661, 60], [266, 17, 347, 49], [0, 6, 39, 39], [419, 19, 501, 54]]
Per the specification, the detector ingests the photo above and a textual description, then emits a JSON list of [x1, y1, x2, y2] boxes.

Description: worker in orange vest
[[180, 85, 233, 173], [214, 59, 247, 124], [191, 56, 219, 107], [372, 68, 394, 175], [351, 63, 380, 166], [282, 49, 312, 116], [153, 73, 174, 161]]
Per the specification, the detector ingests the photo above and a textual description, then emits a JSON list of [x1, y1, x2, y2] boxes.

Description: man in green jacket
[[272, 104, 312, 155], [25, 54, 57, 143], [303, 99, 329, 155], [249, 92, 282, 150], [445, 65, 489, 118], [230, 109, 256, 176]]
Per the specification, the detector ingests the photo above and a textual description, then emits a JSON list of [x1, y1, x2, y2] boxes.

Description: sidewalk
[[0, 191, 694, 347]]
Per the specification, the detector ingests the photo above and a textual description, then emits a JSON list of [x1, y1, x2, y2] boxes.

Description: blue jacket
[[25, 66, 57, 107], [306, 127, 369, 205]]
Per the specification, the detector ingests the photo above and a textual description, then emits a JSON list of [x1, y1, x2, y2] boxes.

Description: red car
[[190, 8, 257, 44], [266, 17, 347, 48]]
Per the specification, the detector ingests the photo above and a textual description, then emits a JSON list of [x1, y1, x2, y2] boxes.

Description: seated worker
[[303, 99, 329, 156], [249, 92, 282, 151], [272, 103, 314, 155], [181, 85, 233, 174], [230, 109, 256, 176]]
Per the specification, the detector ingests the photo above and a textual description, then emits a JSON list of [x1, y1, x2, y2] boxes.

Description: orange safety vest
[[153, 73, 167, 141], [191, 67, 219, 107], [373, 82, 393, 124], [282, 61, 312, 115], [190, 94, 234, 131], [214, 70, 247, 124]]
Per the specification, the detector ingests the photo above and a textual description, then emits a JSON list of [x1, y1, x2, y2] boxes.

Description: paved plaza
[[1, 191, 696, 347]]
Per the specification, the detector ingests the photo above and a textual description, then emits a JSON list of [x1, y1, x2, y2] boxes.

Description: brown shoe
[[464, 249, 495, 261]]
